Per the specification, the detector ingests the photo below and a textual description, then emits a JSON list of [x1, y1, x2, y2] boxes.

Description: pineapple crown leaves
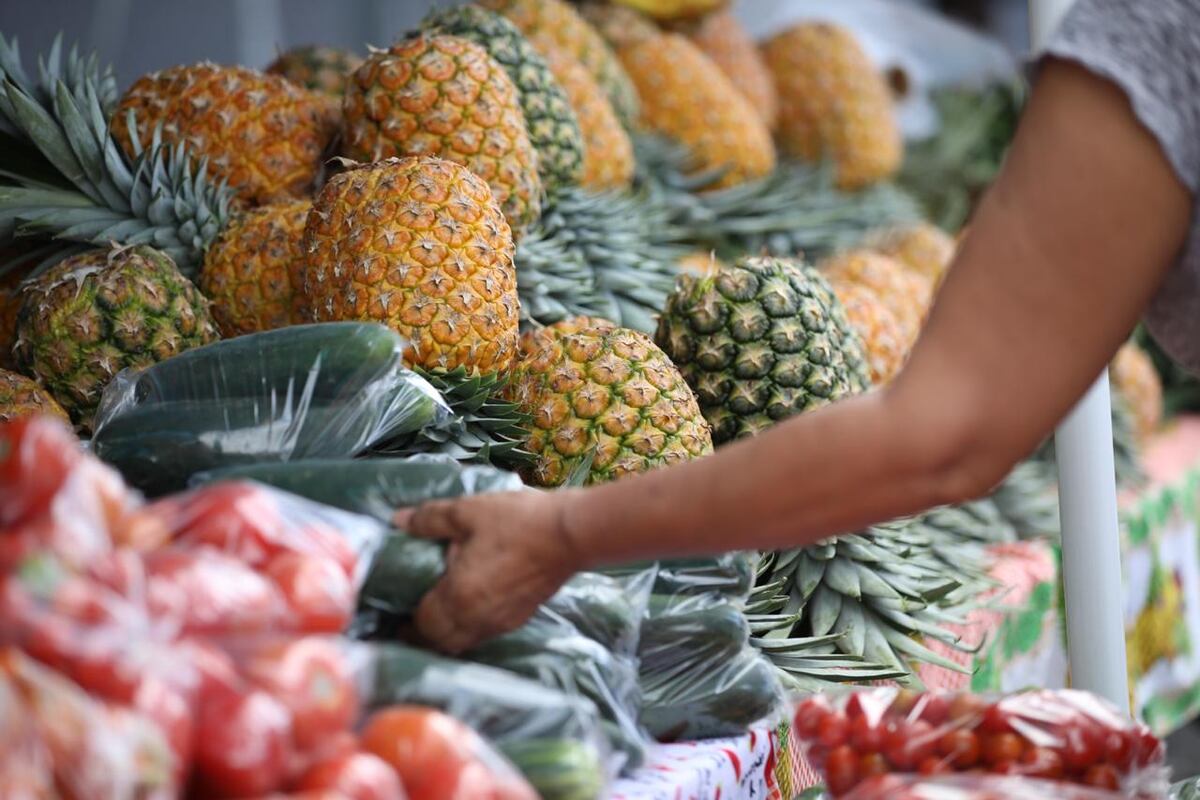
[[0, 33, 119, 140]]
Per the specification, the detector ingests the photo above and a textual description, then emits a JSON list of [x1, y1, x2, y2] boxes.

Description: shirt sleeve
[[1044, 0, 1200, 194]]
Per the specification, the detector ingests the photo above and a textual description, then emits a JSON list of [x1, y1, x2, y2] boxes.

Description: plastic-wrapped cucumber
[[501, 739, 607, 800], [606, 553, 757, 603], [638, 594, 750, 673]]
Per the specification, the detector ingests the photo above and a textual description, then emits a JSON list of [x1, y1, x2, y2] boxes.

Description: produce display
[[0, 0, 1190, 797]]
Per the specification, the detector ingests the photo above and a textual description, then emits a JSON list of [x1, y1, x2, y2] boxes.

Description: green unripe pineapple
[[655, 255, 869, 444], [14, 246, 219, 428]]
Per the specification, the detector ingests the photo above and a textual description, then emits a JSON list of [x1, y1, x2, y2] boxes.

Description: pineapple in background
[[14, 246, 219, 428], [1111, 341, 1164, 446], [820, 249, 932, 351], [199, 200, 311, 337], [342, 33, 542, 235], [656, 255, 870, 444], [0, 370, 70, 424], [110, 63, 337, 206], [612, 0, 728, 20], [423, 4, 585, 196], [296, 157, 520, 374], [266, 45, 363, 97], [677, 251, 725, 277], [669, 9, 778, 131], [867, 221, 958, 287], [762, 23, 902, 190], [542, 48, 634, 191], [831, 281, 906, 385], [0, 272, 22, 371], [510, 317, 712, 486], [480, 0, 641, 127]]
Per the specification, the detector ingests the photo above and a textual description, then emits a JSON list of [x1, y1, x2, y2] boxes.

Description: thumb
[[415, 578, 474, 654], [395, 499, 467, 541]]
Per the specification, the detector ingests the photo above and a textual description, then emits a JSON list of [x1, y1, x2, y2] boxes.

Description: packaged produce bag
[[790, 687, 1169, 798], [841, 773, 1137, 799], [91, 323, 450, 495]]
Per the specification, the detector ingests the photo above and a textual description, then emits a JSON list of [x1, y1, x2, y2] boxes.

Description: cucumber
[[123, 323, 405, 405], [350, 533, 445, 640], [638, 596, 750, 673], [547, 573, 640, 655], [499, 739, 607, 800], [639, 649, 781, 742], [191, 457, 524, 522], [605, 553, 757, 602]]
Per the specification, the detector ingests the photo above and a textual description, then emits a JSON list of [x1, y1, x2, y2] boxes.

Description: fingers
[[414, 579, 481, 655], [395, 498, 465, 540]]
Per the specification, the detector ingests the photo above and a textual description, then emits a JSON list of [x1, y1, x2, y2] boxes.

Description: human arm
[[402, 57, 1193, 653]]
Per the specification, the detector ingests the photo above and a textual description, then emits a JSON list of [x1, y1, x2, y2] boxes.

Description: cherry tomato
[[172, 483, 284, 566], [266, 553, 354, 634], [69, 638, 144, 703], [245, 638, 359, 754], [917, 694, 949, 726], [1059, 720, 1104, 771], [295, 751, 407, 800], [817, 711, 850, 748], [849, 714, 888, 753], [981, 732, 1024, 767], [979, 703, 1015, 734], [883, 719, 938, 770], [857, 752, 888, 780], [805, 745, 831, 771], [134, 675, 195, 785], [1134, 727, 1163, 766], [0, 416, 81, 527], [1018, 746, 1065, 779], [177, 638, 242, 701], [937, 729, 981, 768], [1103, 728, 1135, 770], [1083, 763, 1121, 790], [360, 706, 475, 800], [887, 690, 921, 720], [147, 549, 285, 634], [193, 688, 294, 798], [917, 756, 951, 776], [793, 696, 830, 739], [947, 693, 987, 722], [824, 745, 859, 797]]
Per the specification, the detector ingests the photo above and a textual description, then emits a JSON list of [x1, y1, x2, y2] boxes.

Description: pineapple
[[0, 369, 70, 424], [820, 249, 932, 350], [576, 2, 662, 50], [199, 200, 311, 337], [830, 280, 906, 385], [479, 0, 640, 126], [655, 255, 870, 444], [423, 4, 585, 195], [762, 23, 902, 190], [1111, 341, 1163, 445], [542, 48, 634, 191], [297, 157, 519, 374], [677, 250, 725, 277], [342, 33, 542, 235], [616, 32, 776, 189], [670, 10, 778, 130], [265, 45, 362, 97], [0, 269, 22, 371], [14, 246, 219, 427], [510, 316, 712, 486], [110, 63, 337, 206], [867, 222, 957, 286], [612, 0, 727, 20]]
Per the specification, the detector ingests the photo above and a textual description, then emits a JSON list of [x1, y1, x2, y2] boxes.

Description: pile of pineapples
[[0, 0, 1166, 687]]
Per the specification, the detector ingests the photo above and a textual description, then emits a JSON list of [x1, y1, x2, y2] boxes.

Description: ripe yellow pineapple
[[577, 2, 662, 50], [510, 316, 713, 486], [0, 369, 69, 424], [671, 10, 778, 130], [867, 222, 957, 286], [297, 157, 520, 373], [617, 32, 776, 189], [200, 200, 311, 337], [111, 63, 337, 206], [821, 249, 932, 350], [612, 0, 727, 20], [1111, 342, 1163, 445], [542, 48, 634, 191], [266, 45, 363, 97], [677, 250, 725, 277], [342, 33, 542, 235], [762, 23, 902, 189], [830, 280, 906, 385]]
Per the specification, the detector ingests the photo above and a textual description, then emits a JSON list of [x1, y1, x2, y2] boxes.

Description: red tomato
[[887, 690, 921, 720], [1083, 763, 1121, 790], [937, 729, 981, 768], [194, 688, 294, 798], [50, 576, 123, 626], [173, 483, 284, 566], [86, 549, 146, 596], [917, 756, 950, 776], [1134, 727, 1163, 766], [857, 752, 888, 780], [135, 675, 196, 784], [295, 751, 407, 800], [0, 416, 81, 526], [947, 693, 987, 723], [824, 745, 859, 797], [22, 611, 76, 675], [266, 553, 354, 634], [817, 711, 850, 748], [805, 745, 830, 771], [177, 638, 243, 701], [917, 694, 949, 726], [147, 549, 285, 634], [297, 522, 359, 578], [1018, 746, 1065, 779], [360, 706, 475, 800], [245, 638, 359, 754], [1059, 720, 1104, 771], [1103, 728, 1135, 770], [981, 732, 1024, 767], [882, 720, 937, 770], [69, 638, 144, 703], [848, 715, 888, 753], [793, 696, 830, 739], [979, 703, 1015, 734]]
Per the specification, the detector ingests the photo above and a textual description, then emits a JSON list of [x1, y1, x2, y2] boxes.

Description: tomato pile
[[0, 415, 538, 799], [840, 773, 1163, 800], [791, 688, 1167, 798]]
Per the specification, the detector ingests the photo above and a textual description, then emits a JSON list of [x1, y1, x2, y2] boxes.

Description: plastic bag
[[605, 552, 758, 605], [91, 324, 450, 495], [841, 774, 1136, 800], [789, 687, 1169, 798]]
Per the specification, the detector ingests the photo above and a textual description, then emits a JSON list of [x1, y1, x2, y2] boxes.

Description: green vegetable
[[639, 649, 780, 742], [607, 553, 757, 602], [639, 595, 750, 672], [500, 739, 607, 800]]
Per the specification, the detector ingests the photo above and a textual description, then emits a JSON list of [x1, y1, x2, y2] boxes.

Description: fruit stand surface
[[608, 417, 1200, 799]]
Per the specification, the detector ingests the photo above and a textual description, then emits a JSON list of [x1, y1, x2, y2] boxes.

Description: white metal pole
[[1029, 0, 1131, 714]]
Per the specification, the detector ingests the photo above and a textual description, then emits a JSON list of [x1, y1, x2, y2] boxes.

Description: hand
[[394, 490, 584, 654]]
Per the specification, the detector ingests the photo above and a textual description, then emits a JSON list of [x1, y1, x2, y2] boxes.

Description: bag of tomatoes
[[841, 773, 1150, 800], [790, 687, 1169, 798]]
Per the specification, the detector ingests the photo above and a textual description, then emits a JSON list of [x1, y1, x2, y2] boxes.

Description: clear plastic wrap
[[840, 774, 1133, 799], [789, 687, 1169, 798], [90, 324, 450, 496], [605, 552, 758, 605]]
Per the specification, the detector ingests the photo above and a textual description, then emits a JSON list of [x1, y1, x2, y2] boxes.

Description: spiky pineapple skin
[[0, 369, 69, 424], [14, 246, 219, 427], [0, 265, 28, 372], [200, 200, 310, 337], [480, 0, 640, 127], [423, 4, 585, 195], [266, 45, 363, 97], [542, 49, 634, 191], [656, 256, 869, 444], [671, 10, 778, 130], [342, 33, 542, 235], [820, 249, 932, 352], [618, 33, 775, 190], [612, 0, 727, 20], [297, 157, 519, 374], [511, 317, 712, 486], [763, 23, 902, 190], [867, 222, 957, 286], [1111, 342, 1164, 445], [111, 63, 336, 206], [831, 280, 905, 385]]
